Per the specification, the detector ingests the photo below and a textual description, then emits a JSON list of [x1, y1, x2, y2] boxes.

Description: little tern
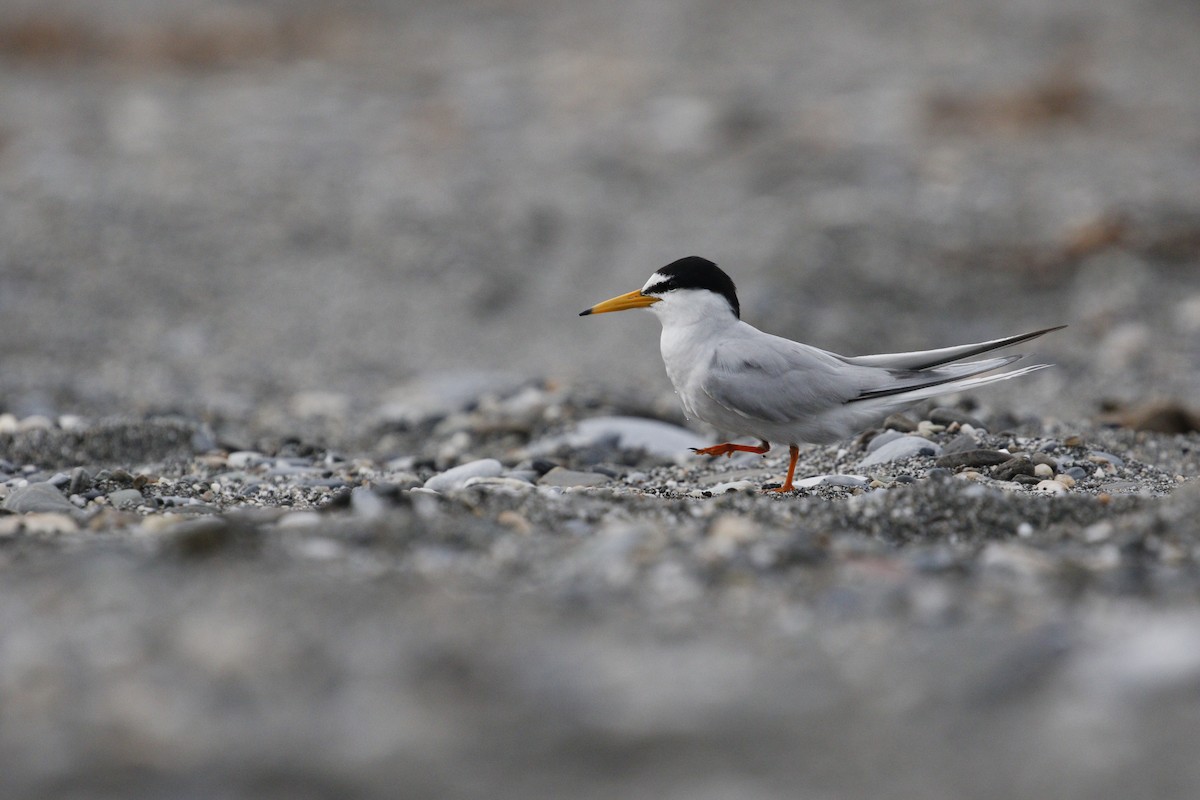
[[581, 256, 1063, 492]]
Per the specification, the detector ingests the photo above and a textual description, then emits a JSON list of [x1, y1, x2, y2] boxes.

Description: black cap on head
[[644, 256, 740, 318]]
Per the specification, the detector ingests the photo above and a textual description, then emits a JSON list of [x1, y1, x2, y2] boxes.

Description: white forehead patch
[[641, 271, 669, 294]]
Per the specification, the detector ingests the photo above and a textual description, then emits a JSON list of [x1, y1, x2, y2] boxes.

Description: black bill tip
[[579, 308, 592, 316]]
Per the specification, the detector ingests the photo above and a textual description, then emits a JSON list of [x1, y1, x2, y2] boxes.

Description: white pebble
[[227, 451, 265, 469], [424, 458, 503, 492], [917, 420, 946, 437], [1055, 473, 1077, 488], [1033, 463, 1055, 478], [1016, 522, 1034, 538]]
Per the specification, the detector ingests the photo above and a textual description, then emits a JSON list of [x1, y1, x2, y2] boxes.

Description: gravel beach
[[1, 1, 1199, 798]]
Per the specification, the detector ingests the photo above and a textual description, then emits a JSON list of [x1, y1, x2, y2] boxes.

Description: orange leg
[[691, 440, 770, 458], [767, 445, 801, 493]]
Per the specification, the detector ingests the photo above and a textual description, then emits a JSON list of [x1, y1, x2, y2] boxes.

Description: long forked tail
[[840, 325, 1066, 370], [849, 362, 1053, 411]]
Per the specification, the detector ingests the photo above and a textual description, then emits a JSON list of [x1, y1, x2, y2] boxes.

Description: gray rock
[[2, 482, 77, 514], [69, 467, 93, 495], [936, 450, 1012, 468], [108, 489, 145, 509], [423, 458, 503, 492], [537, 467, 610, 487], [1090, 451, 1126, 469], [858, 436, 942, 468], [941, 433, 982, 454], [866, 429, 905, 453]]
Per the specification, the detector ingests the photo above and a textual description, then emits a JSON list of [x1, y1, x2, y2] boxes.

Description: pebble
[[1089, 451, 1125, 469], [882, 413, 918, 432], [1054, 473, 1076, 489], [423, 458, 503, 492], [935, 450, 1011, 468], [940, 433, 982, 454], [462, 477, 538, 492], [858, 436, 941, 468], [916, 420, 946, 437], [1034, 479, 1067, 494], [993, 457, 1035, 482], [534, 416, 701, 458], [69, 467, 93, 495], [928, 407, 986, 429], [865, 430, 905, 452], [537, 467, 610, 488], [1065, 466, 1088, 481], [2, 482, 78, 514], [793, 474, 870, 489], [1033, 463, 1055, 479], [108, 489, 146, 509], [227, 451, 266, 469]]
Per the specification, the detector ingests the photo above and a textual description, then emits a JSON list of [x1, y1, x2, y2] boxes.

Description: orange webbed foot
[[691, 441, 770, 459]]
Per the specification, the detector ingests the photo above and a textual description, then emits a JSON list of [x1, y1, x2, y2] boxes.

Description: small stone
[[1082, 521, 1113, 543], [857, 435, 942, 468], [929, 407, 986, 429], [1033, 463, 1055, 479], [108, 489, 145, 509], [424, 458, 504, 492], [936, 450, 1011, 468], [1065, 466, 1088, 481], [1013, 475, 1043, 487], [882, 413, 918, 432], [1089, 451, 1125, 469], [537, 467, 610, 488], [941, 433, 982, 454], [1054, 473, 1076, 488], [916, 420, 946, 437], [926, 467, 953, 481], [1034, 479, 1066, 494], [993, 457, 1035, 482], [2, 482, 77, 514], [69, 467, 93, 495], [1063, 435, 1084, 447], [1016, 522, 1034, 538], [227, 451, 266, 469], [462, 476, 537, 492], [1031, 453, 1058, 468]]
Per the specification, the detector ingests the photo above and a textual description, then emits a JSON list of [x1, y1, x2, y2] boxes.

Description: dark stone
[[993, 457, 1036, 482], [882, 413, 918, 433], [941, 433, 982, 454], [935, 450, 1011, 468]]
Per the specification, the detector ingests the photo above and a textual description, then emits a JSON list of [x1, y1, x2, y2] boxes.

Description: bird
[[580, 256, 1063, 493]]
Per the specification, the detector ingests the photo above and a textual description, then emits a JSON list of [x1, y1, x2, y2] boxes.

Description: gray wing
[[839, 326, 1065, 370], [700, 332, 1036, 425], [699, 334, 866, 424]]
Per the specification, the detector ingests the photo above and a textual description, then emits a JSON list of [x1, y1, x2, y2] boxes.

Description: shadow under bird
[[581, 256, 1064, 492]]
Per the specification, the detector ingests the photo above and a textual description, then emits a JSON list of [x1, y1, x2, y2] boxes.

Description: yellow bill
[[579, 289, 661, 316]]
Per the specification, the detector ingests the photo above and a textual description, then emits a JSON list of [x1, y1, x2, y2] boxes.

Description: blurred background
[[0, 0, 1197, 420]]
